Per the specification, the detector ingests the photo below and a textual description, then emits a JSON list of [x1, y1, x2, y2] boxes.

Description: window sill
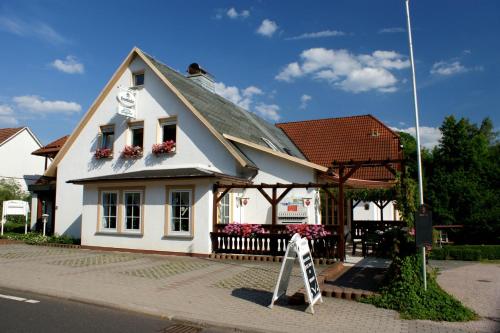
[[162, 234, 193, 240], [95, 231, 143, 238]]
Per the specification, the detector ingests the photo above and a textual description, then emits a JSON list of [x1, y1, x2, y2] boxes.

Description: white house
[[0, 127, 46, 192], [45, 48, 331, 255]]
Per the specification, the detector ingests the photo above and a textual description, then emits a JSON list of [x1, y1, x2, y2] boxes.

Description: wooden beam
[[271, 188, 277, 227], [215, 188, 231, 204], [276, 187, 293, 204], [257, 188, 273, 204], [338, 165, 345, 261]]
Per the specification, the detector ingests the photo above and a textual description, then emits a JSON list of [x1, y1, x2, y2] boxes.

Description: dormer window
[[133, 72, 144, 87], [261, 137, 279, 151]]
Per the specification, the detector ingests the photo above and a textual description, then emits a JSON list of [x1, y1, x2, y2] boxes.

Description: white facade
[[0, 128, 45, 192], [54, 53, 318, 254], [353, 200, 399, 221]]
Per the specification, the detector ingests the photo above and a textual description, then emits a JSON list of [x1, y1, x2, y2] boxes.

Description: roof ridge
[[276, 114, 372, 126]]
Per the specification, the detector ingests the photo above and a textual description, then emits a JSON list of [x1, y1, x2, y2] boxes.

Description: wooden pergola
[[212, 158, 403, 260]]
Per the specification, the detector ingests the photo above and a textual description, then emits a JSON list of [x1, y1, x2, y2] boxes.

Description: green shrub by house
[[1, 232, 80, 245], [430, 245, 500, 261], [362, 255, 477, 321]]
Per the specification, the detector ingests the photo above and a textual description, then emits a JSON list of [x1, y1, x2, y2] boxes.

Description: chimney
[[187, 63, 215, 93]]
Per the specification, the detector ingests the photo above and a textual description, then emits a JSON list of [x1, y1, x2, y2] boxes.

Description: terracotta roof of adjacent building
[[276, 115, 402, 181], [0, 127, 24, 146], [32, 135, 69, 157]]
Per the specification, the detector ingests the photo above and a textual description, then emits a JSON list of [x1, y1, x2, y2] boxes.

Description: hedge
[[430, 245, 500, 261]]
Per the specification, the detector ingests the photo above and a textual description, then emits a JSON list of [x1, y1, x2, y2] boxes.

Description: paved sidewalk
[[0, 244, 495, 333]]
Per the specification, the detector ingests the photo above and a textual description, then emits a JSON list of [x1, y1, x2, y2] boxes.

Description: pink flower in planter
[[222, 224, 266, 237], [285, 224, 330, 240], [152, 140, 176, 156], [94, 148, 112, 159], [121, 145, 143, 158]]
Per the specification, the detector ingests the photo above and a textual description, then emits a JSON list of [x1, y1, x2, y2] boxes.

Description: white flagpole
[[405, 0, 427, 291], [405, 0, 424, 206]]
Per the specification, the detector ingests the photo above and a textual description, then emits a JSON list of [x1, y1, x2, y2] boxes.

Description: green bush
[[429, 245, 500, 261], [0, 232, 80, 245], [362, 255, 477, 321]]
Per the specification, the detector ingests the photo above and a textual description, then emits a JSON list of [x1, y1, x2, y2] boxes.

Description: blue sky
[[0, 0, 498, 147]]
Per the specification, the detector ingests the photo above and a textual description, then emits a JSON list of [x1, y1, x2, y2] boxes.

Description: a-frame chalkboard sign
[[269, 233, 323, 314]]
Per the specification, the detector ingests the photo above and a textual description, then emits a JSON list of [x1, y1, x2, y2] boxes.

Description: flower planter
[[121, 145, 143, 159], [94, 148, 112, 159], [152, 140, 176, 156]]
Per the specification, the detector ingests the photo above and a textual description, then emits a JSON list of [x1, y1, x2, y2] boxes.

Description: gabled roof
[[143, 53, 305, 159], [0, 127, 43, 149], [277, 115, 402, 181], [32, 135, 69, 157], [0, 127, 24, 146], [45, 47, 321, 177]]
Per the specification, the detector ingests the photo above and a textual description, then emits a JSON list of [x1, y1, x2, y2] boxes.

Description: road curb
[[0, 283, 272, 333]]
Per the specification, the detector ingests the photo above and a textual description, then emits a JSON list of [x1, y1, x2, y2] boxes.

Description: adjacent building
[[0, 127, 45, 191]]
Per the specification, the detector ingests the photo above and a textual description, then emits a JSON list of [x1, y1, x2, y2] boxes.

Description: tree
[[426, 116, 499, 244]]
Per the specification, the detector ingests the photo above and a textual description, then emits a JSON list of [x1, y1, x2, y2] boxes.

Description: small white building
[[0, 127, 46, 192], [44, 48, 328, 255]]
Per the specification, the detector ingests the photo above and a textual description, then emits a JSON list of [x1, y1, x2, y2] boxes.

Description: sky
[[0, 0, 498, 148]]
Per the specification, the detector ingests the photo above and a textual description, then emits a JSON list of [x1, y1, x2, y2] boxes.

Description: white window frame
[[101, 191, 118, 231], [99, 125, 115, 151], [169, 189, 192, 236], [159, 119, 177, 143], [123, 190, 143, 232], [219, 193, 230, 224]]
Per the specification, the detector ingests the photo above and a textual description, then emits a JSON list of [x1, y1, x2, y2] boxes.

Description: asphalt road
[[0, 288, 232, 333]]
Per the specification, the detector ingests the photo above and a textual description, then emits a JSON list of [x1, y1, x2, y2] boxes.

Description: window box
[[121, 145, 143, 158], [94, 148, 113, 159], [152, 140, 176, 156]]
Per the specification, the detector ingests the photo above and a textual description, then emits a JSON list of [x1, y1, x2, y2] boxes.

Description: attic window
[[371, 129, 380, 137], [133, 72, 144, 87], [261, 137, 279, 151]]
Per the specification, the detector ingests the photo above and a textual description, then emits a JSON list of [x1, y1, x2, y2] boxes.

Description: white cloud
[[379, 27, 405, 34], [242, 86, 263, 97], [299, 94, 311, 109], [0, 104, 18, 126], [226, 7, 250, 19], [51, 56, 84, 74], [214, 82, 280, 122], [0, 16, 68, 44], [257, 19, 278, 37], [430, 61, 468, 76], [276, 48, 410, 93], [286, 30, 345, 40], [255, 103, 280, 122], [214, 82, 262, 111], [275, 62, 303, 82], [392, 126, 442, 149], [13, 95, 81, 114]]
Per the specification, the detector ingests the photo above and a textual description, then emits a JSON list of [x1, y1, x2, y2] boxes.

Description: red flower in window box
[[94, 148, 112, 159], [121, 145, 143, 158], [152, 140, 176, 156]]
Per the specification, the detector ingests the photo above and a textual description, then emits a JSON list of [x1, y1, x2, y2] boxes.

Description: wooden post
[[271, 187, 277, 227], [212, 184, 219, 231], [338, 165, 345, 261]]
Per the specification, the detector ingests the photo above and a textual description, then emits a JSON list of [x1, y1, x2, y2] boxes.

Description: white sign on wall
[[117, 87, 137, 118], [1, 200, 30, 236], [269, 233, 322, 314]]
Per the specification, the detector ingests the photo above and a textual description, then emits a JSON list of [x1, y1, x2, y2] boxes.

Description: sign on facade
[[1, 200, 30, 236], [117, 87, 137, 118], [269, 233, 322, 314]]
